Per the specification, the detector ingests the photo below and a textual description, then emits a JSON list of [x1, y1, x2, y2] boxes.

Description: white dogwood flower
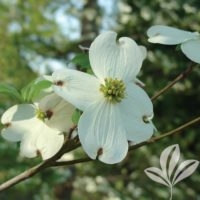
[[1, 93, 74, 160], [147, 25, 200, 63], [52, 31, 154, 164]]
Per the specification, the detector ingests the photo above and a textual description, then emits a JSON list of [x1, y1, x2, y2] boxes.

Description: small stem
[[169, 186, 173, 200], [151, 64, 195, 101], [52, 157, 92, 167], [0, 161, 50, 192]]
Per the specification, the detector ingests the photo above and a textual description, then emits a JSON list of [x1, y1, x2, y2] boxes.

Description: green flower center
[[36, 109, 53, 121], [100, 78, 126, 103]]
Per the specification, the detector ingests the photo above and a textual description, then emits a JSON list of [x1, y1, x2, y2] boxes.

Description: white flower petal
[[1, 121, 25, 142], [124, 83, 153, 117], [52, 69, 101, 111], [120, 83, 154, 142], [147, 25, 199, 45], [20, 118, 64, 159], [1, 105, 35, 142], [35, 123, 64, 160], [38, 93, 61, 109], [39, 93, 75, 132], [89, 31, 145, 81], [1, 104, 35, 124], [125, 119, 154, 143], [45, 100, 74, 133], [181, 39, 200, 64], [78, 101, 128, 164], [139, 45, 147, 61], [1, 103, 64, 160], [20, 118, 40, 158], [20, 139, 37, 158]]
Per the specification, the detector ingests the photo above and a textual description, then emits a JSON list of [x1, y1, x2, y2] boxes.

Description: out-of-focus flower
[[147, 25, 200, 63], [1, 93, 74, 160]]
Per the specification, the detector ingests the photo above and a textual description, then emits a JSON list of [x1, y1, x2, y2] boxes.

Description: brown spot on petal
[[46, 110, 53, 120], [135, 81, 145, 88], [5, 123, 11, 128], [97, 148, 103, 157], [36, 149, 41, 157], [142, 116, 150, 124], [55, 80, 64, 86]]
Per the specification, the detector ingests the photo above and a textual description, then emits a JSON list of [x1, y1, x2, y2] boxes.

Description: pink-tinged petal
[[181, 40, 200, 64], [119, 83, 154, 142], [52, 69, 102, 111], [147, 25, 199, 45], [38, 93, 75, 132], [78, 101, 128, 164], [89, 31, 145, 81]]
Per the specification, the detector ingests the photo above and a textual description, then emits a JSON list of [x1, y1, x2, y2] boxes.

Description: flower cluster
[[1, 31, 158, 164], [1, 93, 74, 160]]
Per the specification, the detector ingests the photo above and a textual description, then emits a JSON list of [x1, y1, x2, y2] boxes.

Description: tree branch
[[0, 162, 49, 192], [151, 63, 196, 101], [1, 116, 198, 191]]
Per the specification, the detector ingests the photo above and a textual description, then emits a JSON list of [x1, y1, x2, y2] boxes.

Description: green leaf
[[72, 109, 82, 124], [0, 83, 23, 102], [21, 79, 52, 102], [71, 53, 91, 69]]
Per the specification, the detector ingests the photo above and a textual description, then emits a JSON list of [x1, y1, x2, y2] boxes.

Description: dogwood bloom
[[147, 25, 200, 63], [1, 93, 74, 160], [52, 31, 154, 164]]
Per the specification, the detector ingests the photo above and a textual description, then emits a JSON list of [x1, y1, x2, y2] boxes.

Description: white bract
[[1, 93, 74, 160], [52, 31, 155, 164], [147, 25, 200, 64]]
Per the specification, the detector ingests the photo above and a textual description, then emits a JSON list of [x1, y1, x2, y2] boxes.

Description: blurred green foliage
[[0, 0, 199, 199]]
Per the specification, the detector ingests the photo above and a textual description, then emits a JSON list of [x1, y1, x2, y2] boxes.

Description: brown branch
[[151, 63, 196, 101], [52, 157, 92, 167], [0, 163, 45, 192], [0, 116, 199, 191]]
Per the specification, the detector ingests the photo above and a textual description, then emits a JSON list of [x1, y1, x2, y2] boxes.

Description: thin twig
[[1, 116, 197, 192], [52, 157, 92, 167], [0, 161, 50, 192], [151, 64, 195, 101]]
